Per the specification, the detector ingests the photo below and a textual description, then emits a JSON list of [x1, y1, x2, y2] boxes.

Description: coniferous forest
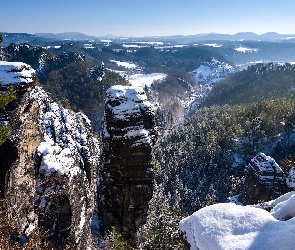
[[1, 33, 295, 249]]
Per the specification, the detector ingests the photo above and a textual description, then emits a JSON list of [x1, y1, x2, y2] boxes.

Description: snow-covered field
[[110, 60, 137, 69], [127, 73, 167, 88], [185, 59, 235, 112], [108, 60, 167, 88], [235, 46, 259, 53]]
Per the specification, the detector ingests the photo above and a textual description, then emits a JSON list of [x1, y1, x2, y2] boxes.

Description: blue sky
[[1, 0, 294, 37]]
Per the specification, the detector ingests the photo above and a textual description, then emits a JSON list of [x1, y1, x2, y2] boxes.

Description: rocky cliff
[[240, 153, 285, 204], [0, 62, 100, 249], [100, 85, 157, 240]]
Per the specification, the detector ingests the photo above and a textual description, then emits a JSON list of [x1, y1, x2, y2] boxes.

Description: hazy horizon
[[1, 0, 294, 37]]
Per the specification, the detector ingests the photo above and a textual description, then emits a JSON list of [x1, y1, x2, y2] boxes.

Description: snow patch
[[127, 73, 166, 88], [235, 46, 259, 53], [79, 204, 86, 229], [110, 60, 137, 69]]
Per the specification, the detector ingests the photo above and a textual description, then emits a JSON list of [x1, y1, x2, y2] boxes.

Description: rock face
[[100, 85, 157, 240], [0, 62, 100, 249], [240, 153, 285, 204]]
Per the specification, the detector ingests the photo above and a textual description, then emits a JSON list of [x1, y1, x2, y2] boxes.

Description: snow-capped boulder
[[240, 153, 284, 205], [100, 85, 157, 240], [180, 195, 295, 250], [0, 61, 35, 89]]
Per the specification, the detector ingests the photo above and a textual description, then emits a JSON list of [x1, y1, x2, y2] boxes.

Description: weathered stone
[[100, 86, 157, 240], [0, 62, 100, 249], [240, 152, 285, 204]]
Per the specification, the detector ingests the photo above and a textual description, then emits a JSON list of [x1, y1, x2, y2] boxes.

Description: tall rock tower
[[101, 85, 157, 240]]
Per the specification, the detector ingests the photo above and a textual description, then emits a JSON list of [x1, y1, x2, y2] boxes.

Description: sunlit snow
[[127, 73, 167, 88], [235, 46, 259, 53], [180, 192, 295, 250], [110, 60, 137, 69], [0, 61, 35, 85]]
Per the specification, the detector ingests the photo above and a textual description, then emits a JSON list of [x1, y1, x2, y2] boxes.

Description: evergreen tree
[[0, 86, 16, 146]]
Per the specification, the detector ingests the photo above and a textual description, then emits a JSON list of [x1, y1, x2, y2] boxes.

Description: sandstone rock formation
[[0, 62, 100, 249], [100, 85, 157, 240], [240, 152, 285, 204]]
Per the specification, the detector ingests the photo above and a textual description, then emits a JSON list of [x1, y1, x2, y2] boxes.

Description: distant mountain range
[[34, 32, 99, 40], [1, 31, 295, 44]]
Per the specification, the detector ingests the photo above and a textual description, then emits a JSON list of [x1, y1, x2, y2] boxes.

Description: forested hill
[[202, 62, 295, 107]]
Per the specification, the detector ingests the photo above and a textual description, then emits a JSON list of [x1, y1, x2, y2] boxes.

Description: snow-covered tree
[[90, 62, 105, 81]]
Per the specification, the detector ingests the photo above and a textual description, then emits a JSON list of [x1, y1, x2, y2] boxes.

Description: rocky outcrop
[[0, 62, 100, 249], [100, 85, 157, 240], [240, 153, 285, 204], [31, 87, 100, 248]]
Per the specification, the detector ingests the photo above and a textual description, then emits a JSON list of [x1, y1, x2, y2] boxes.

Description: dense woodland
[[203, 62, 295, 106]]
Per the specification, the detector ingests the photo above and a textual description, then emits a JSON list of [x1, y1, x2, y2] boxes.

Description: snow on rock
[[101, 85, 157, 238], [286, 167, 295, 189], [104, 85, 156, 147], [248, 153, 283, 181], [0, 61, 35, 86], [240, 153, 284, 205], [29, 86, 100, 247], [180, 201, 295, 250], [31, 87, 96, 177], [269, 192, 295, 221], [105, 85, 154, 122]]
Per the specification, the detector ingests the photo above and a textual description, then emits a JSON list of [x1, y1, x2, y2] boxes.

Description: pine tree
[[0, 86, 16, 146]]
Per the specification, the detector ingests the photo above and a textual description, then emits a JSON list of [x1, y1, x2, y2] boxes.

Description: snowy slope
[[192, 59, 235, 87], [108, 60, 167, 88], [128, 73, 167, 88]]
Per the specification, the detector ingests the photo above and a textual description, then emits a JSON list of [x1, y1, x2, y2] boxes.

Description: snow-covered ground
[[110, 60, 137, 69], [180, 191, 295, 250], [127, 73, 167, 88], [204, 43, 222, 48], [185, 59, 235, 112], [235, 46, 259, 53], [108, 60, 167, 88], [192, 59, 235, 86]]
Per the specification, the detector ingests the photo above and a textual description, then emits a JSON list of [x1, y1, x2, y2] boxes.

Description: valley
[[1, 32, 295, 249]]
